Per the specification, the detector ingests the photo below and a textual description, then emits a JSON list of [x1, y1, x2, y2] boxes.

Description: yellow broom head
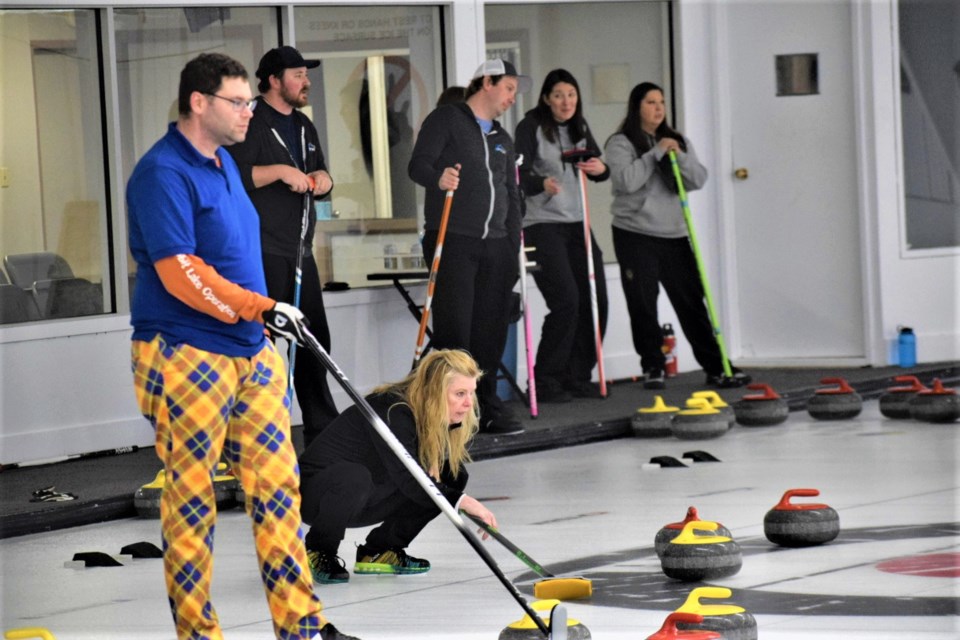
[[533, 576, 593, 600]]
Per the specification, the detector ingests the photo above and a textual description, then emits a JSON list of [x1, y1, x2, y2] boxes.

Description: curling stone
[[908, 379, 960, 423], [134, 470, 164, 518], [660, 521, 742, 582], [671, 398, 728, 440], [498, 599, 591, 640], [213, 462, 239, 510], [806, 377, 862, 420], [675, 587, 758, 640], [879, 376, 927, 420], [734, 383, 789, 426], [632, 395, 680, 438], [764, 488, 840, 547], [655, 507, 733, 557], [134, 463, 239, 518], [646, 612, 721, 640], [691, 391, 735, 429], [216, 462, 243, 510]]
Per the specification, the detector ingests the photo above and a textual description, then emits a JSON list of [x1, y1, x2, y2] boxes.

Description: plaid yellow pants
[[131, 335, 326, 640]]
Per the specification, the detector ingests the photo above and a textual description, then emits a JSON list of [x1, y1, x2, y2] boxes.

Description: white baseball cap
[[472, 58, 532, 93]]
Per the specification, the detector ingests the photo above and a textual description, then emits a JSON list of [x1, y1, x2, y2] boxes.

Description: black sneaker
[[306, 549, 349, 584], [566, 380, 606, 399], [705, 367, 752, 388], [480, 410, 525, 435], [643, 369, 666, 390], [317, 622, 362, 640], [354, 546, 431, 575], [535, 378, 572, 403]]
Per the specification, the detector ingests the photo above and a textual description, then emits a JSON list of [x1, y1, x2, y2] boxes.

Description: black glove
[[262, 302, 310, 344]]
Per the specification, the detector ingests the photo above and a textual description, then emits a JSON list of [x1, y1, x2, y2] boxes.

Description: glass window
[[0, 9, 110, 324], [898, 1, 959, 251], [485, 1, 672, 259], [113, 6, 280, 297], [295, 6, 443, 288], [114, 7, 279, 192]]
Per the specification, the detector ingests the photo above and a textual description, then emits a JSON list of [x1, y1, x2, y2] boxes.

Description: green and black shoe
[[306, 549, 349, 584], [354, 545, 430, 575]]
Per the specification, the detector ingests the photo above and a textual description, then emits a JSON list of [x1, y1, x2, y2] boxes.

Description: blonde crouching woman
[[298, 349, 498, 584]]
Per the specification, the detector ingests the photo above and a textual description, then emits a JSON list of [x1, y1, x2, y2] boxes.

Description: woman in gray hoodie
[[515, 69, 610, 402], [605, 82, 749, 389]]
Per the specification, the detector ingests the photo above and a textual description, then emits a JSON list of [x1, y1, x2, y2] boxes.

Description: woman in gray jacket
[[515, 69, 609, 402], [605, 82, 749, 389]]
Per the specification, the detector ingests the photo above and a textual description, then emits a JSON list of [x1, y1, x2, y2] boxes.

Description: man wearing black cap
[[228, 46, 339, 449], [408, 59, 532, 436]]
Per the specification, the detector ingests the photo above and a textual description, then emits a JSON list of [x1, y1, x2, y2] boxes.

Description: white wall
[[1, 0, 958, 465]]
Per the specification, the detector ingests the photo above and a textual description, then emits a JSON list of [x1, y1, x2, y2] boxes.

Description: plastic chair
[[34, 278, 103, 319], [3, 253, 73, 289], [0, 284, 36, 324]]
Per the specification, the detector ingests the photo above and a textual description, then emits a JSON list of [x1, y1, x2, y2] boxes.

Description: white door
[[724, 1, 865, 361]]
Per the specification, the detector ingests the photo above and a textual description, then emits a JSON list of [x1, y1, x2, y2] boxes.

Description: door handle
[[734, 167, 749, 180]]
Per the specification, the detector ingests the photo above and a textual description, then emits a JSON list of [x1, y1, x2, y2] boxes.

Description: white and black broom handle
[[297, 327, 563, 638], [287, 183, 313, 403]]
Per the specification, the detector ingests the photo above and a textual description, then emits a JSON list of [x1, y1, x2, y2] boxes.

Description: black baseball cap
[[256, 46, 320, 80]]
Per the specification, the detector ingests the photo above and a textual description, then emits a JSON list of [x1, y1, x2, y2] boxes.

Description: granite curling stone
[[646, 612, 721, 640], [633, 395, 680, 438], [734, 383, 789, 426], [879, 375, 927, 420], [655, 506, 733, 558], [691, 391, 736, 429], [806, 377, 862, 420], [671, 398, 729, 440], [764, 488, 840, 547], [134, 463, 239, 518], [498, 599, 591, 640], [675, 586, 758, 640], [690, 391, 737, 429], [908, 379, 960, 423], [660, 521, 742, 582]]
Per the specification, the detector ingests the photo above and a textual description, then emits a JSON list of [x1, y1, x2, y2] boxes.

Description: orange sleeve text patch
[[155, 254, 274, 324]]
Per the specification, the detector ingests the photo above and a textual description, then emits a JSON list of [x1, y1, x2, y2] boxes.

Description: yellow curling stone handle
[[677, 586, 746, 616], [638, 395, 680, 414], [672, 520, 732, 544], [506, 599, 582, 629], [5, 629, 57, 640]]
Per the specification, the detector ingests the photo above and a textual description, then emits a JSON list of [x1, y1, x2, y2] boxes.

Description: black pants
[[261, 252, 339, 447], [300, 461, 466, 554], [421, 232, 518, 417], [523, 222, 607, 385], [611, 228, 723, 375]]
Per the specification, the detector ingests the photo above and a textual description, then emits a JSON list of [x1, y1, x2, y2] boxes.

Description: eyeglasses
[[204, 93, 257, 112]]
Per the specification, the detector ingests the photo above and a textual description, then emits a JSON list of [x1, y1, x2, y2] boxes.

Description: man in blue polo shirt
[[126, 52, 358, 640]]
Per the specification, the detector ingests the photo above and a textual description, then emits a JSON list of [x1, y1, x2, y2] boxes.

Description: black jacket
[[408, 102, 521, 245], [227, 99, 329, 257], [298, 392, 467, 509]]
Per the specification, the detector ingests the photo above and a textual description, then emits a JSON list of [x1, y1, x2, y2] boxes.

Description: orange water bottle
[[662, 323, 678, 377]]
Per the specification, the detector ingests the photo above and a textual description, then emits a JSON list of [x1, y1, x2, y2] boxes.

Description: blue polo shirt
[[127, 123, 268, 357]]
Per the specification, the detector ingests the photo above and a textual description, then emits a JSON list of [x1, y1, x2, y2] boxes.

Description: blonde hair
[[373, 349, 481, 478]]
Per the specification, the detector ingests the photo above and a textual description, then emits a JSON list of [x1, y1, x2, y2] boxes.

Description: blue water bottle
[[897, 326, 916, 368]]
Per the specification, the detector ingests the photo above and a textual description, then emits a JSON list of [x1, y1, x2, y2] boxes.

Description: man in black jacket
[[408, 59, 532, 435], [228, 46, 339, 447]]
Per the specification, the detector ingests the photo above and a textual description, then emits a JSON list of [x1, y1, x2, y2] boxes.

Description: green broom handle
[[668, 150, 733, 378]]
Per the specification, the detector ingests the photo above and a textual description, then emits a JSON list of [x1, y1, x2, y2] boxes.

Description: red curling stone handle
[[743, 383, 781, 401], [816, 377, 855, 395], [774, 488, 829, 511]]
